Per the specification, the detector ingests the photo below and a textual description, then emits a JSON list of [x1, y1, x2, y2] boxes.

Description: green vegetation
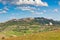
[[5, 30, 60, 40], [0, 17, 60, 40]]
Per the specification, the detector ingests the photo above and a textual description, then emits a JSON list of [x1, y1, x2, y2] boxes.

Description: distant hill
[[0, 17, 60, 36]]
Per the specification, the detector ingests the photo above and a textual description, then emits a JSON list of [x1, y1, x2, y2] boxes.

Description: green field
[[0, 17, 60, 40], [4, 30, 60, 40]]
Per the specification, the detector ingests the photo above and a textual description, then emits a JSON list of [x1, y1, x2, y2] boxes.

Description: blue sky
[[0, 0, 60, 22]]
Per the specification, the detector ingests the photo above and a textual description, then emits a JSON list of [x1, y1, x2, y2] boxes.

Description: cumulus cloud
[[13, 0, 48, 6], [15, 6, 37, 11], [0, 0, 48, 14], [0, 0, 48, 6], [15, 6, 42, 14], [13, 0, 48, 13], [0, 0, 48, 12], [15, 6, 46, 15]]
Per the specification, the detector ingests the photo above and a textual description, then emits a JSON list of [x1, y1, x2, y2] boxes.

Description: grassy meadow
[[4, 30, 60, 40]]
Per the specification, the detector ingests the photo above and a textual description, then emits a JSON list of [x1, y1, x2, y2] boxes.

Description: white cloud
[[0, 10, 7, 14], [19, 7, 32, 11], [2, 10, 7, 13], [2, 1, 7, 5], [0, 0, 7, 5], [13, 0, 48, 13], [32, 11, 44, 15], [0, 0, 48, 6], [12, 0, 48, 6], [15, 6, 38, 14], [35, 12, 43, 14], [43, 10, 46, 13], [53, 9, 58, 12], [31, 9, 46, 15], [58, 1, 60, 5], [0, 0, 48, 14], [15, 6, 46, 15], [0, 6, 9, 14], [15, 6, 42, 15], [3, 6, 9, 11], [9, 16, 16, 19]]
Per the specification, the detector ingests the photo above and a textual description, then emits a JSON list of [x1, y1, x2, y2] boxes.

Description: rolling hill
[[0, 17, 60, 37]]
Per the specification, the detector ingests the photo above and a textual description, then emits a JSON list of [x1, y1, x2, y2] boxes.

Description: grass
[[0, 30, 33, 37], [4, 30, 60, 40]]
